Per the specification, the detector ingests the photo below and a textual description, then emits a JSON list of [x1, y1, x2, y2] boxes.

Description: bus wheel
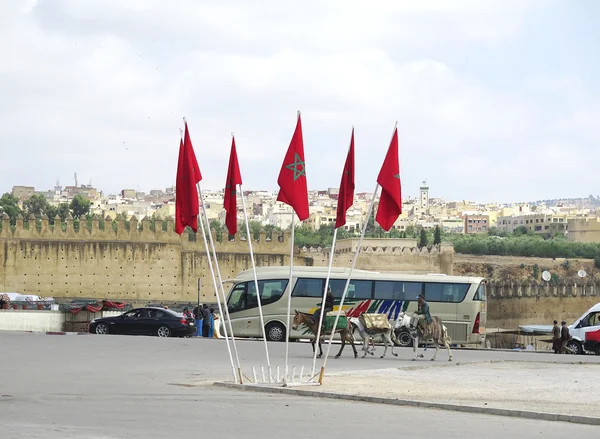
[[265, 322, 286, 342], [394, 328, 413, 347]]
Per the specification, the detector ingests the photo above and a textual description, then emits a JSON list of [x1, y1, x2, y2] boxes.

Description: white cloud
[[0, 0, 597, 203]]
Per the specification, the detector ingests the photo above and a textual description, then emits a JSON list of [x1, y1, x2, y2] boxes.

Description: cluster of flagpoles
[[175, 112, 402, 386]]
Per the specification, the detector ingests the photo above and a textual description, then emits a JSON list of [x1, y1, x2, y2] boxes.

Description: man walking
[[552, 320, 561, 354], [560, 320, 570, 354]]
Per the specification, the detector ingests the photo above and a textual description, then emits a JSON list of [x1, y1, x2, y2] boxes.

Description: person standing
[[560, 320, 570, 354], [202, 304, 211, 338], [552, 320, 561, 354]]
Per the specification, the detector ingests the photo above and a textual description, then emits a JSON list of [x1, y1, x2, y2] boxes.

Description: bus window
[[473, 282, 487, 301], [292, 278, 323, 298], [424, 283, 469, 302], [374, 281, 420, 301], [248, 279, 289, 307], [329, 279, 372, 299], [228, 283, 247, 312]]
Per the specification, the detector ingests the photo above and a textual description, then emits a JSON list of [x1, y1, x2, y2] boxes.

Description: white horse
[[350, 315, 398, 358], [397, 311, 453, 362]]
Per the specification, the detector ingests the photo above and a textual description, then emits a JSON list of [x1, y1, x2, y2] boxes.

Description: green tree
[[70, 195, 91, 218], [418, 228, 428, 249], [433, 225, 442, 246], [23, 194, 51, 218], [513, 226, 529, 236], [405, 224, 416, 238], [210, 219, 224, 242], [0, 193, 23, 224]]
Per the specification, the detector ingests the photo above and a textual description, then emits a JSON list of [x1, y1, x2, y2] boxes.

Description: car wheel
[[157, 326, 171, 338], [265, 322, 285, 342], [95, 323, 109, 335], [394, 328, 413, 347], [595, 344, 600, 356], [567, 340, 583, 355]]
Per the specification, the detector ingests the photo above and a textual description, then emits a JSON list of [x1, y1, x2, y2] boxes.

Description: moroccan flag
[[175, 121, 202, 234], [277, 113, 309, 221], [224, 137, 243, 235], [335, 128, 355, 229], [375, 127, 402, 231]]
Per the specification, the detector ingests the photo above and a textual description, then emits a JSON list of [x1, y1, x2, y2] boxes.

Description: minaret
[[420, 180, 429, 210]]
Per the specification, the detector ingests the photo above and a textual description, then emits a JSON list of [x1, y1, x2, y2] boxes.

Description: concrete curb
[[213, 382, 600, 426], [24, 331, 90, 335]]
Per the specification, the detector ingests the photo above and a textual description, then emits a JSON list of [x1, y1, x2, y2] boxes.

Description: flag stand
[[310, 227, 338, 378], [198, 182, 243, 383], [239, 182, 272, 376], [194, 182, 239, 383], [319, 182, 380, 384]]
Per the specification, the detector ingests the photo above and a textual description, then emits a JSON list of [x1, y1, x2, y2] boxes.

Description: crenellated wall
[[487, 281, 600, 329], [0, 214, 454, 305], [0, 213, 300, 303]]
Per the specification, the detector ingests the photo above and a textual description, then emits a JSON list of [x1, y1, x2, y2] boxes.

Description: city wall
[[486, 281, 600, 329], [0, 215, 453, 306]]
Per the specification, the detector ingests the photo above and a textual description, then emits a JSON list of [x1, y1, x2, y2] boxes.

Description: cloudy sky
[[1, 1, 598, 203]]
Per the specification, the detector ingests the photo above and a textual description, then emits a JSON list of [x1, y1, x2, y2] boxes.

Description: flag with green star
[[224, 137, 243, 235], [276, 113, 309, 221], [375, 127, 402, 231]]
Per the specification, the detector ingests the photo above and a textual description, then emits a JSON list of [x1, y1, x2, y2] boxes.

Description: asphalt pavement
[[1, 331, 598, 438]]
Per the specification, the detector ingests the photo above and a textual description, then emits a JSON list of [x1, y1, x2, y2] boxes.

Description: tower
[[420, 180, 429, 210]]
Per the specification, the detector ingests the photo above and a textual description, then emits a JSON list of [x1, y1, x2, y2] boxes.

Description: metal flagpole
[[193, 185, 237, 382], [198, 182, 242, 383], [239, 182, 271, 370], [319, 182, 379, 384], [283, 214, 296, 384], [310, 227, 338, 378]]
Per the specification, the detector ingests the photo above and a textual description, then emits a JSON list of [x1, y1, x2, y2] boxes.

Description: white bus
[[224, 266, 487, 347]]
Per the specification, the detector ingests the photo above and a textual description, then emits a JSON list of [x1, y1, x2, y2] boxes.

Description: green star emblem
[[226, 183, 236, 195], [285, 153, 306, 181], [394, 174, 400, 179]]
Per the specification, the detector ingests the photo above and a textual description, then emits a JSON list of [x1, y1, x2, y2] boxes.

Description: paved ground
[[299, 361, 600, 417], [1, 331, 599, 437]]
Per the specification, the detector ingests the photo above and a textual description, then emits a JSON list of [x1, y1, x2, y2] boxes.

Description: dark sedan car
[[89, 307, 196, 337]]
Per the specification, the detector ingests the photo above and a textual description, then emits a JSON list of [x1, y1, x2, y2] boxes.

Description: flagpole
[[283, 213, 295, 385], [310, 227, 338, 378], [319, 183, 379, 384], [239, 182, 271, 370], [179, 123, 236, 383], [198, 182, 243, 383]]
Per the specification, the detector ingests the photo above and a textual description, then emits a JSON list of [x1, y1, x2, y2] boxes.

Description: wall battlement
[[0, 213, 454, 304]]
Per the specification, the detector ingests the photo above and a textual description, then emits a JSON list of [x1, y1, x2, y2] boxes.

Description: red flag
[[335, 128, 355, 229], [375, 127, 402, 231], [277, 113, 309, 221], [175, 121, 202, 234], [224, 137, 243, 235]]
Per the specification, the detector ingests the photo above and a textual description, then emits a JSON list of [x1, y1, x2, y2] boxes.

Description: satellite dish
[[542, 271, 551, 282], [578, 270, 587, 278]]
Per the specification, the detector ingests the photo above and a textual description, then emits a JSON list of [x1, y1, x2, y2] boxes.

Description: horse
[[349, 315, 399, 358], [402, 312, 453, 362], [292, 310, 358, 359]]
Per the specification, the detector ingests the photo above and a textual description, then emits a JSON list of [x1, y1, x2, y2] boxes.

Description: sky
[[1, 0, 599, 204]]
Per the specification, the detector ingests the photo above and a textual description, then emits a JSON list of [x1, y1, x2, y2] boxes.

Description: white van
[[565, 303, 600, 355]]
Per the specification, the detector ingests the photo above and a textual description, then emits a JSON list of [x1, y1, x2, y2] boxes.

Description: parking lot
[[1, 331, 599, 438]]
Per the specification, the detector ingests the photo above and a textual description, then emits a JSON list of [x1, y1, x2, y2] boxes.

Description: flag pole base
[[318, 367, 325, 385]]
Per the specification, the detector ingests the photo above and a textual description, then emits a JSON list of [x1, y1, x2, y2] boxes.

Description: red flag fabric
[[224, 137, 243, 235], [276, 113, 309, 221], [335, 128, 355, 229], [175, 122, 202, 234], [375, 127, 402, 231]]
